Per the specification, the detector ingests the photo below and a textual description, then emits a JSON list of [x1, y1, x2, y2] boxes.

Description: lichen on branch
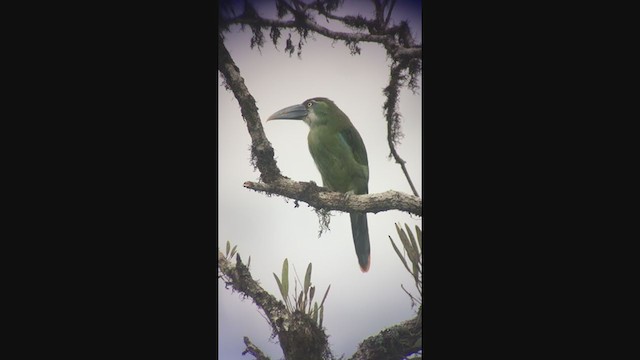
[[243, 178, 422, 217]]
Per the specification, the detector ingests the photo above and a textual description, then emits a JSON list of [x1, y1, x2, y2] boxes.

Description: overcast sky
[[218, 1, 422, 358]]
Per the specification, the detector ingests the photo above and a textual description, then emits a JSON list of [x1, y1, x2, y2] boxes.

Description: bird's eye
[[307, 102, 313, 107]]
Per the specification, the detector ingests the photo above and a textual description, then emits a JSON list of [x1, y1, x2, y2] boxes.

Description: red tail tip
[[360, 254, 371, 273]]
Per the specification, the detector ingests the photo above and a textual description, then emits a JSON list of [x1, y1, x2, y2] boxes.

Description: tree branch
[[372, 0, 384, 24], [384, 60, 420, 197], [349, 308, 422, 360], [384, 0, 397, 28], [218, 251, 288, 334], [218, 32, 282, 183], [244, 178, 422, 217], [218, 251, 333, 360], [221, 5, 421, 62], [310, 3, 377, 31], [242, 336, 271, 360]]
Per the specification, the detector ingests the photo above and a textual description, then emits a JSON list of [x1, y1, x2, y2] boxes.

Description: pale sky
[[218, 1, 422, 358]]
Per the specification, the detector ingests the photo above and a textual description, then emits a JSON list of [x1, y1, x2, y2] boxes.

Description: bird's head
[[267, 97, 338, 127]]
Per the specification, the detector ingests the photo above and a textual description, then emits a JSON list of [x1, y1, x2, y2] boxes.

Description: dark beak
[[267, 104, 308, 121]]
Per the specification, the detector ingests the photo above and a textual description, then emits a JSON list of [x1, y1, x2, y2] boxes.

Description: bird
[[267, 97, 371, 272]]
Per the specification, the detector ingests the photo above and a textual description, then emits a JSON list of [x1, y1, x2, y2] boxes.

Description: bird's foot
[[343, 190, 355, 202]]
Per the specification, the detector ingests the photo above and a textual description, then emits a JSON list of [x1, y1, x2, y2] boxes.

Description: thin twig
[[384, 0, 397, 28], [384, 61, 420, 197]]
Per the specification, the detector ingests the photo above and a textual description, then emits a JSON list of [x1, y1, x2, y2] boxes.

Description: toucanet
[[268, 97, 371, 272]]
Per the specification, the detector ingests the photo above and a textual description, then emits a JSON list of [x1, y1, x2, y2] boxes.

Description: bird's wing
[[338, 126, 369, 194], [338, 127, 368, 167]]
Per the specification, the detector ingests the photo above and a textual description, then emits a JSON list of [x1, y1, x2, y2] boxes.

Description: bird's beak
[[267, 104, 308, 121]]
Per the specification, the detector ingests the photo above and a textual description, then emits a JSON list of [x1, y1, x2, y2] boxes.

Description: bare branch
[[349, 308, 422, 360], [384, 0, 397, 28], [242, 336, 271, 360], [244, 178, 422, 217], [372, 0, 384, 24]]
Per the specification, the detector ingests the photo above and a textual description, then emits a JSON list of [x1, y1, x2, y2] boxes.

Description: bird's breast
[[307, 129, 368, 194]]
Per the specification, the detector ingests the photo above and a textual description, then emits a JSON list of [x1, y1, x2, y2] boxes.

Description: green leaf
[[309, 286, 315, 313], [312, 302, 319, 324], [396, 224, 411, 254], [282, 258, 289, 299], [298, 290, 304, 311], [273, 273, 286, 304], [405, 223, 418, 250], [412, 260, 420, 286], [304, 263, 312, 295], [404, 223, 420, 265], [389, 235, 412, 274], [397, 224, 419, 277], [407, 225, 423, 287], [405, 224, 419, 253], [229, 245, 238, 259], [395, 224, 411, 257], [319, 284, 331, 308], [247, 256, 251, 268], [319, 304, 324, 328], [293, 278, 298, 299], [226, 241, 230, 257]]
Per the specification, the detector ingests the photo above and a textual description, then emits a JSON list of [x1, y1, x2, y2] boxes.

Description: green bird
[[267, 97, 371, 272]]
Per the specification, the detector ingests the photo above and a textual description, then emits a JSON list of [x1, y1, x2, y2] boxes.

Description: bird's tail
[[350, 212, 371, 272]]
